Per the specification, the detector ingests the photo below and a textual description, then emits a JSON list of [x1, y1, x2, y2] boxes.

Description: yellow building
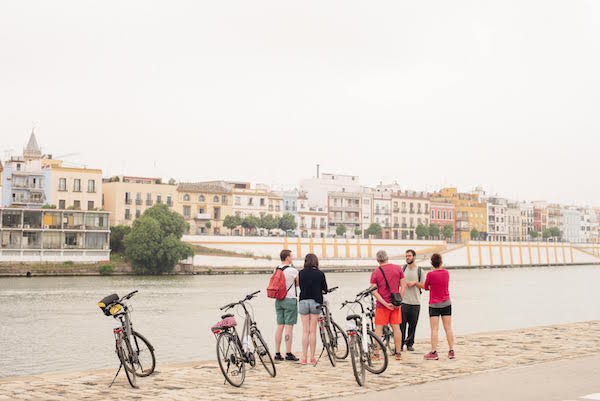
[[430, 188, 487, 242], [49, 164, 103, 211], [102, 176, 177, 226], [176, 182, 233, 235]]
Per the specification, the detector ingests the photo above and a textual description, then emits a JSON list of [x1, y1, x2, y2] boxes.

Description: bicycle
[[341, 286, 389, 386], [316, 286, 349, 366], [365, 291, 397, 356], [98, 290, 156, 389], [212, 290, 276, 387]]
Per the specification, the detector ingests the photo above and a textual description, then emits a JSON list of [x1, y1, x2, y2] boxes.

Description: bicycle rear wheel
[[320, 324, 336, 367], [349, 334, 365, 386], [383, 326, 396, 356], [365, 330, 388, 374], [131, 331, 156, 377], [251, 329, 276, 378], [216, 332, 246, 387], [116, 339, 137, 388], [331, 321, 349, 360]]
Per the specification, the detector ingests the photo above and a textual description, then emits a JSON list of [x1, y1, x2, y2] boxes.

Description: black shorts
[[429, 305, 452, 317]]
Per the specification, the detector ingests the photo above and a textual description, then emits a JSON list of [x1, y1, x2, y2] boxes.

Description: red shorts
[[374, 306, 402, 325]]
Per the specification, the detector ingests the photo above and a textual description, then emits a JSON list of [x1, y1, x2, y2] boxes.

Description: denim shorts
[[298, 299, 321, 315]]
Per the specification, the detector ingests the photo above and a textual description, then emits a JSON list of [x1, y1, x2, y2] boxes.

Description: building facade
[[297, 192, 328, 238], [506, 202, 522, 241], [520, 202, 534, 241], [300, 172, 362, 209], [561, 207, 581, 243], [486, 197, 508, 242], [430, 188, 486, 242], [176, 182, 233, 235], [390, 191, 430, 240], [429, 201, 456, 241], [579, 207, 599, 243], [328, 191, 362, 237], [373, 193, 392, 239]]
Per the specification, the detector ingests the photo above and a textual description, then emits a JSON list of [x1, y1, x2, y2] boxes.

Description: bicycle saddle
[[221, 313, 234, 319], [346, 314, 361, 321]]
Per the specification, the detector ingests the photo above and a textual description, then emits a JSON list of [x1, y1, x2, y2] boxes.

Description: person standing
[[298, 253, 328, 365], [401, 249, 425, 352], [274, 249, 299, 362], [424, 253, 455, 360], [370, 250, 406, 360]]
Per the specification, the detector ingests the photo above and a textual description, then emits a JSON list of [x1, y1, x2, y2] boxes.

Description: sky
[[1, 1, 599, 205]]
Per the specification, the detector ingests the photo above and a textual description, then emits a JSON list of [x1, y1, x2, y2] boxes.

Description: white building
[[506, 202, 522, 241], [300, 172, 361, 209], [561, 207, 581, 243], [486, 197, 508, 241], [520, 202, 534, 241], [579, 207, 599, 243]]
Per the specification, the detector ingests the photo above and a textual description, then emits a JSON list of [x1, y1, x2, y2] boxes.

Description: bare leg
[[275, 324, 284, 354], [441, 315, 454, 350], [284, 324, 294, 354], [392, 324, 402, 356], [309, 314, 319, 360], [429, 316, 440, 352], [300, 314, 310, 360]]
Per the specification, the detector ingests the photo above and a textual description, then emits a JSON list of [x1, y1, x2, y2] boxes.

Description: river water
[[0, 265, 599, 378]]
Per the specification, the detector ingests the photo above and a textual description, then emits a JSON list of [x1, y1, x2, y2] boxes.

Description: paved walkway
[[1, 321, 599, 401]]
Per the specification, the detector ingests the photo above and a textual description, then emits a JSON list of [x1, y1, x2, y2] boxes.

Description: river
[[0, 265, 599, 378]]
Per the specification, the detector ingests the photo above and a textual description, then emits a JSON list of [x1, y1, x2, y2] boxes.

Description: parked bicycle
[[212, 290, 276, 387], [98, 290, 156, 388], [341, 286, 388, 386], [316, 286, 349, 366], [365, 291, 396, 356]]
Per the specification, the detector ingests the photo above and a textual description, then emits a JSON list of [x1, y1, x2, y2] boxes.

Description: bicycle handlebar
[[356, 285, 377, 298], [326, 286, 339, 294], [118, 290, 138, 303], [219, 290, 261, 310]]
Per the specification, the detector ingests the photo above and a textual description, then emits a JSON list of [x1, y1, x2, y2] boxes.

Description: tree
[[278, 213, 297, 232], [530, 230, 539, 240], [428, 224, 440, 239], [205, 221, 212, 231], [354, 228, 362, 237], [223, 215, 242, 234], [415, 224, 429, 240], [260, 214, 279, 234], [443, 224, 454, 241], [242, 215, 260, 235], [549, 226, 562, 240], [366, 223, 382, 237], [470, 228, 480, 240], [542, 228, 552, 240], [336, 224, 347, 237], [110, 224, 131, 254], [124, 204, 193, 274]]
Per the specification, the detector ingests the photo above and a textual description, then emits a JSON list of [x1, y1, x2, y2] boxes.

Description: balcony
[[146, 200, 153, 206], [125, 199, 132, 205], [393, 208, 399, 213], [195, 213, 212, 220], [135, 199, 142, 206]]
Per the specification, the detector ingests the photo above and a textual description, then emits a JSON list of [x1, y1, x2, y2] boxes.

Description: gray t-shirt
[[402, 265, 425, 306]]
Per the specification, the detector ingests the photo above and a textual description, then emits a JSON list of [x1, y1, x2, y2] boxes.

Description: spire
[[23, 128, 42, 160]]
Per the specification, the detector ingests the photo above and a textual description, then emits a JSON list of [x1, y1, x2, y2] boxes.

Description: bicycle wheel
[[331, 321, 349, 360], [131, 331, 156, 377], [349, 334, 365, 386], [383, 326, 396, 356], [364, 330, 388, 374], [116, 339, 137, 388], [251, 329, 276, 378], [216, 332, 246, 387], [321, 324, 336, 367]]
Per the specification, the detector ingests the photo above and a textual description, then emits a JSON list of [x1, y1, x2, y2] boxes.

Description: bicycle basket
[[211, 316, 237, 332], [98, 293, 119, 316]]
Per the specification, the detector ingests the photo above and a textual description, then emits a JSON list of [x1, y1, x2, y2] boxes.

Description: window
[[59, 200, 66, 209], [73, 179, 81, 192], [199, 195, 205, 202], [248, 198, 254, 206], [125, 209, 131, 220], [88, 201, 94, 210], [156, 195, 162, 204], [136, 209, 141, 218], [87, 180, 95, 193], [59, 178, 67, 191], [73, 200, 81, 210], [438, 211, 441, 219], [213, 196, 219, 203], [214, 207, 220, 220], [431, 210, 435, 218], [199, 207, 205, 214], [443, 211, 447, 220], [234, 196, 241, 205], [167, 196, 172, 206], [183, 194, 190, 201], [183, 206, 191, 218], [449, 211, 452, 220], [260, 198, 265, 206], [222, 195, 227, 204], [125, 192, 131, 205]]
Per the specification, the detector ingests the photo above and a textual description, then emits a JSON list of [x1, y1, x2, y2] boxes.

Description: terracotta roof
[[177, 182, 232, 194]]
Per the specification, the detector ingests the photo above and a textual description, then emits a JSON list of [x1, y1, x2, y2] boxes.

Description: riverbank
[[1, 320, 598, 400]]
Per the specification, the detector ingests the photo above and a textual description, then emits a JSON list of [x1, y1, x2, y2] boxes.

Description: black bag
[[379, 267, 402, 307], [98, 293, 119, 316]]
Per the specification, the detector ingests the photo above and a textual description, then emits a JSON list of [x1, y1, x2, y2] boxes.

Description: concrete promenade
[[1, 320, 598, 400]]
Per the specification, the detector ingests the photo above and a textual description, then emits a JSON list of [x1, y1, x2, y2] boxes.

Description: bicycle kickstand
[[108, 362, 123, 388], [314, 347, 325, 367]]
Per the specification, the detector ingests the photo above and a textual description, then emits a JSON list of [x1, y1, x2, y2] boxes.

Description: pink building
[[430, 201, 456, 241]]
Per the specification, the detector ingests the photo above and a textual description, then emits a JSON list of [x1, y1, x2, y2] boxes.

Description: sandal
[[310, 358, 317, 366], [395, 353, 402, 361], [300, 357, 307, 365]]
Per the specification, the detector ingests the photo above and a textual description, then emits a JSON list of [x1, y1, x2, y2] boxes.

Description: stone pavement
[[1, 321, 599, 401]]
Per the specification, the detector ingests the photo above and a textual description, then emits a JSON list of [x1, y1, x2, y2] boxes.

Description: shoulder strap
[[402, 264, 407, 273], [417, 266, 422, 282], [378, 266, 392, 291]]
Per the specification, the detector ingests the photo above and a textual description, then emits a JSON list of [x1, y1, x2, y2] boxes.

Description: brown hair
[[431, 253, 442, 268], [304, 253, 319, 269], [280, 249, 292, 262], [406, 249, 416, 257]]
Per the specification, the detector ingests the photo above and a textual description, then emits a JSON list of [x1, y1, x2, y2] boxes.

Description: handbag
[[379, 266, 402, 307]]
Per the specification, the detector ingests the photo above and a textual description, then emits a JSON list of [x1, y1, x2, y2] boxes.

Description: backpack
[[267, 266, 295, 300], [403, 264, 422, 294]]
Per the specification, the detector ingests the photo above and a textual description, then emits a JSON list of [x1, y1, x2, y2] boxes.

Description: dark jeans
[[400, 303, 420, 348]]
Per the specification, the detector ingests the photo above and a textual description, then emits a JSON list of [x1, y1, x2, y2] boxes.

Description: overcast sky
[[1, 1, 598, 205]]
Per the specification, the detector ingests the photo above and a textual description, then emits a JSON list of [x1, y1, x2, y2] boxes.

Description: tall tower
[[23, 128, 42, 161]]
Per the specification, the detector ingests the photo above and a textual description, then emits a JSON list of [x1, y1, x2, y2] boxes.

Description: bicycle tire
[[216, 332, 246, 387], [251, 329, 276, 378], [349, 334, 365, 386], [321, 324, 336, 367], [130, 330, 156, 377], [116, 339, 137, 388], [364, 330, 388, 374], [383, 326, 396, 356], [331, 321, 349, 360]]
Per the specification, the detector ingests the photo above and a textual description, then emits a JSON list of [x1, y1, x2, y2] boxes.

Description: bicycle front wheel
[[331, 321, 349, 360], [216, 332, 246, 387], [349, 334, 365, 386], [131, 331, 156, 377], [116, 339, 137, 388], [364, 330, 388, 374], [320, 324, 336, 367], [251, 329, 276, 378]]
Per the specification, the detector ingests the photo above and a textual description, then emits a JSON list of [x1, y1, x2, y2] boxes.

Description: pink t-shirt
[[370, 263, 405, 308], [424, 269, 450, 305]]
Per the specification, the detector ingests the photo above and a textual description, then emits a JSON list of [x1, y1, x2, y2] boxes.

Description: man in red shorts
[[370, 250, 406, 360]]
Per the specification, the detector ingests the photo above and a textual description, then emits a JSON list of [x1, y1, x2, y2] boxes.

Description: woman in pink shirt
[[423, 253, 455, 360]]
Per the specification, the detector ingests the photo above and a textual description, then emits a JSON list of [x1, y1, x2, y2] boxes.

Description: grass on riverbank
[[191, 245, 272, 260]]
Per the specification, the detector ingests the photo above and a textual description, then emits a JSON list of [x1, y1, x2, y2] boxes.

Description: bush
[[63, 261, 74, 266], [99, 264, 114, 275], [110, 225, 131, 254]]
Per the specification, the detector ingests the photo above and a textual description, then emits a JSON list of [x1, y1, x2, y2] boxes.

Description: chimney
[[316, 164, 320, 179]]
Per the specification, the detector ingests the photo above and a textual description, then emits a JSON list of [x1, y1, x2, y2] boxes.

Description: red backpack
[[267, 266, 293, 300]]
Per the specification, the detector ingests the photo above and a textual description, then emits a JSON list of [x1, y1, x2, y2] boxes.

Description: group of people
[[271, 248, 455, 364]]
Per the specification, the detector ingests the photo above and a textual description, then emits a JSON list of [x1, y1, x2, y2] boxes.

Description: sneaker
[[406, 345, 415, 352], [448, 350, 455, 359], [424, 351, 439, 360], [285, 353, 299, 361], [274, 353, 284, 361]]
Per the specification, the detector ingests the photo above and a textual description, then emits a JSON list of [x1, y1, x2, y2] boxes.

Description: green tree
[[530, 230, 539, 240], [415, 224, 429, 239], [223, 215, 242, 234], [278, 213, 297, 232], [260, 214, 279, 234], [205, 221, 212, 231], [242, 215, 261, 235], [549, 227, 562, 240], [366, 223, 382, 237], [542, 228, 552, 240], [443, 224, 454, 241], [428, 224, 440, 239], [470, 228, 480, 240], [124, 204, 193, 274], [336, 224, 347, 237], [110, 225, 131, 254], [354, 228, 362, 237]]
